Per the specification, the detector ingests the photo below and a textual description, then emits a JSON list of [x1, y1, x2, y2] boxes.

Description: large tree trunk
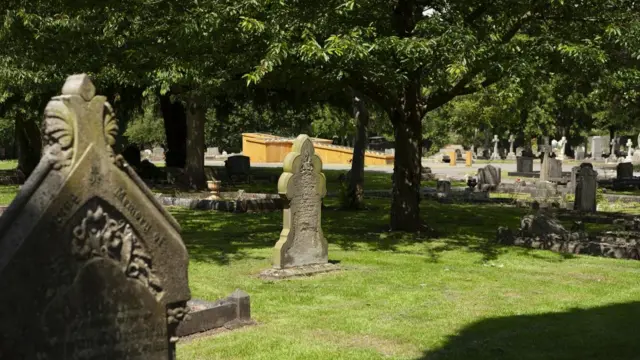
[[390, 80, 422, 232], [346, 91, 369, 210], [184, 97, 207, 190], [16, 115, 42, 178], [159, 93, 187, 168]]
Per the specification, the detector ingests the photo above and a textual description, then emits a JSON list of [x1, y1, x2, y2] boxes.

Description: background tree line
[[0, 0, 638, 231]]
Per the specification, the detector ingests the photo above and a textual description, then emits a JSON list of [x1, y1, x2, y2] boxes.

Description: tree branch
[[464, 3, 490, 27], [347, 72, 397, 114], [424, 7, 536, 114]]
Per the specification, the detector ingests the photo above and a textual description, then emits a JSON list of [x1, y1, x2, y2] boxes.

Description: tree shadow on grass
[[171, 208, 281, 265], [417, 302, 640, 360], [324, 199, 532, 263], [172, 199, 573, 266]]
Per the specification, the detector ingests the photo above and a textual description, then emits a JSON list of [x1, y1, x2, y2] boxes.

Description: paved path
[[197, 159, 630, 181]]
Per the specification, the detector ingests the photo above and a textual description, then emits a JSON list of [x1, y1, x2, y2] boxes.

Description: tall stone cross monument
[[273, 135, 328, 269], [0, 75, 191, 359], [490, 135, 501, 160]]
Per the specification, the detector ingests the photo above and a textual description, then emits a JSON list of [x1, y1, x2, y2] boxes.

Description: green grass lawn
[[0, 185, 18, 205], [1, 177, 640, 359], [0, 160, 17, 170], [174, 199, 640, 360]]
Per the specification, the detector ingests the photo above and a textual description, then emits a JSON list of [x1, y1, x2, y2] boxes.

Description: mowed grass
[[0, 185, 18, 205], [1, 168, 640, 359], [174, 199, 640, 360], [0, 160, 17, 170]]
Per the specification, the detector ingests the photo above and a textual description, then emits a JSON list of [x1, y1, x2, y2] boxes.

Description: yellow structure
[[242, 133, 394, 166], [449, 151, 457, 166], [465, 151, 473, 167]]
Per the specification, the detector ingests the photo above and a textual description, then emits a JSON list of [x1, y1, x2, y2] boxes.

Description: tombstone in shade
[[540, 152, 562, 181], [507, 135, 516, 160], [574, 163, 598, 213], [437, 179, 451, 194], [225, 155, 251, 183], [490, 135, 501, 160], [0, 75, 190, 359], [273, 135, 328, 269], [477, 165, 501, 191], [516, 156, 534, 173], [617, 162, 633, 179], [123, 144, 142, 168]]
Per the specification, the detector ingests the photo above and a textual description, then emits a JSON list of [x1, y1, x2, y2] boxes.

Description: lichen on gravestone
[[273, 134, 328, 269], [0, 74, 190, 360]]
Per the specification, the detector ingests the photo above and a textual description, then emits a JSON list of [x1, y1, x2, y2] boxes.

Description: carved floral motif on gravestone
[[0, 74, 190, 360], [273, 135, 328, 269]]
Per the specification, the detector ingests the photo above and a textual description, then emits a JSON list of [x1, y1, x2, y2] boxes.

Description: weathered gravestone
[[0, 75, 191, 359], [225, 155, 251, 183], [617, 162, 633, 179], [540, 152, 562, 181], [477, 165, 501, 191], [152, 146, 165, 161], [574, 163, 598, 213], [273, 135, 328, 269], [436, 179, 451, 194], [516, 156, 534, 173]]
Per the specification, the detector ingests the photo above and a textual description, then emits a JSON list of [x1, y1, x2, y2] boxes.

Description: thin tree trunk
[[346, 90, 369, 210], [185, 97, 207, 190], [390, 79, 422, 232], [159, 93, 187, 168], [16, 115, 41, 178]]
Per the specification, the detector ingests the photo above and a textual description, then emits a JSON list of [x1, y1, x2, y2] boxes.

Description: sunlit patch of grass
[[0, 160, 17, 170], [175, 199, 640, 360], [0, 185, 18, 205]]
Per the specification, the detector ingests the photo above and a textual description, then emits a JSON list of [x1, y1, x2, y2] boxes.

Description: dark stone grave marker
[[0, 75, 191, 359]]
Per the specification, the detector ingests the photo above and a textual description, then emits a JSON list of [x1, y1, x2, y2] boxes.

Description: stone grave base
[[259, 263, 341, 280], [0, 169, 24, 185], [155, 192, 283, 213], [495, 213, 640, 260], [176, 290, 255, 338], [507, 171, 540, 178]]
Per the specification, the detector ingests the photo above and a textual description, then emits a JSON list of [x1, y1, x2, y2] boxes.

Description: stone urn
[[207, 180, 222, 199]]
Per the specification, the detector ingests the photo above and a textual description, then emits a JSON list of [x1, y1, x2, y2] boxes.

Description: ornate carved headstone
[[0, 75, 190, 359], [574, 163, 598, 213], [273, 135, 328, 269]]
